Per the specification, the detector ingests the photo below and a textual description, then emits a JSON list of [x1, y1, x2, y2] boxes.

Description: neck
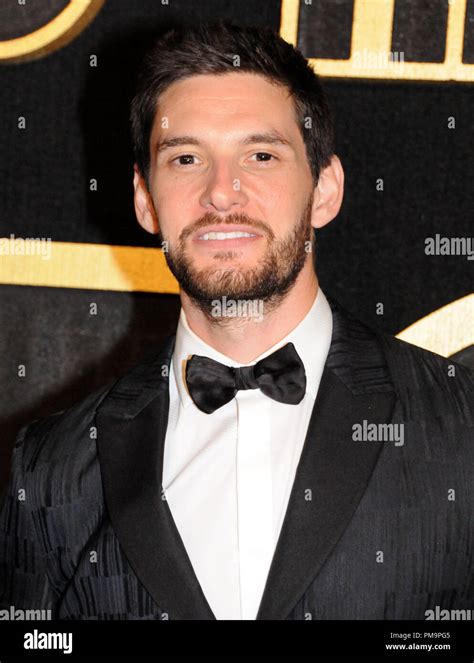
[[180, 263, 319, 363]]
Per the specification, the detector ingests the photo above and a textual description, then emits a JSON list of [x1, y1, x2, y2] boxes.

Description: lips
[[193, 224, 263, 241], [199, 230, 257, 240], [192, 224, 263, 250]]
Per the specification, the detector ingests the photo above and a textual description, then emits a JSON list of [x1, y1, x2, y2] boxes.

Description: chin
[[196, 256, 253, 270]]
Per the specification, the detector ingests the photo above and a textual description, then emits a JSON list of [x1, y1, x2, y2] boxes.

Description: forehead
[[152, 72, 298, 136]]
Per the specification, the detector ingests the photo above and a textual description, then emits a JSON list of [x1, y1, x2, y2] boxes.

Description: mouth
[[192, 224, 263, 250]]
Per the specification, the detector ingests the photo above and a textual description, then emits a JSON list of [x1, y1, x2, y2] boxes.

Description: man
[[1, 20, 473, 621]]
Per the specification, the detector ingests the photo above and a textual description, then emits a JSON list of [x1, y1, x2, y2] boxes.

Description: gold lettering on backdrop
[[397, 294, 473, 358], [0, 0, 105, 64], [280, 0, 474, 82]]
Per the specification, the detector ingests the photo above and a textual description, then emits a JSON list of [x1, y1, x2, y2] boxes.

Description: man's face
[[139, 72, 318, 312]]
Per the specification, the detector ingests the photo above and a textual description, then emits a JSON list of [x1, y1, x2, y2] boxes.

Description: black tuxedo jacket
[[1, 297, 473, 620]]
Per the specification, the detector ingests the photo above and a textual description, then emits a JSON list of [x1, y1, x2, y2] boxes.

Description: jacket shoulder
[[378, 332, 474, 424], [18, 382, 114, 473]]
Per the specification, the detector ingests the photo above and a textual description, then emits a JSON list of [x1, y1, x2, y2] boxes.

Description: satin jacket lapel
[[256, 299, 397, 620], [96, 336, 216, 620]]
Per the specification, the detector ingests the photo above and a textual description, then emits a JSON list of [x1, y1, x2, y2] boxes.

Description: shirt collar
[[172, 287, 333, 408]]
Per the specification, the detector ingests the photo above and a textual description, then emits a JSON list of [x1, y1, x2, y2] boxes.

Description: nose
[[199, 159, 249, 213]]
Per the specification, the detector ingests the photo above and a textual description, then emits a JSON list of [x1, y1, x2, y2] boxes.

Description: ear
[[133, 165, 159, 234], [310, 155, 344, 230]]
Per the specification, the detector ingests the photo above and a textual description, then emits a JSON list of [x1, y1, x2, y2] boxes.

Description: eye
[[171, 154, 200, 167], [249, 152, 277, 163]]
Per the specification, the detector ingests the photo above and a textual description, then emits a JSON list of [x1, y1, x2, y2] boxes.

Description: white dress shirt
[[162, 288, 333, 619]]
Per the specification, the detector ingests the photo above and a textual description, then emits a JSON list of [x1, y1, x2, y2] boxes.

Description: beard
[[161, 193, 314, 320]]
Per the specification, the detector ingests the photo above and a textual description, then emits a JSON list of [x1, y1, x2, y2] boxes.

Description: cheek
[[277, 203, 310, 239], [152, 197, 194, 241], [263, 195, 298, 228], [151, 170, 195, 210]]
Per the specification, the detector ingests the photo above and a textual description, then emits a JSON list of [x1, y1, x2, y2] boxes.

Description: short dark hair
[[130, 19, 334, 186]]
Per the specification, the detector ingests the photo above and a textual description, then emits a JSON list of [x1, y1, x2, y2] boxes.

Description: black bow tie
[[184, 342, 306, 414]]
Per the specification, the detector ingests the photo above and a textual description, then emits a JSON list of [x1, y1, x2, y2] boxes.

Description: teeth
[[199, 231, 256, 240]]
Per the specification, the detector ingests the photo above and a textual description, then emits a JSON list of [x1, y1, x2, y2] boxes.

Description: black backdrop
[[0, 0, 472, 491]]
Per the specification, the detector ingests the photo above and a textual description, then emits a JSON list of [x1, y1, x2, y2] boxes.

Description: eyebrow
[[155, 130, 293, 154]]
